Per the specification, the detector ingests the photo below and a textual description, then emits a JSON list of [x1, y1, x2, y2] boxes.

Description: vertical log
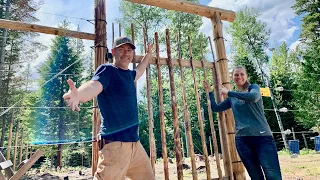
[[302, 133, 308, 149], [13, 121, 19, 171], [211, 13, 245, 179], [25, 143, 28, 159], [119, 23, 121, 37], [187, 37, 211, 180], [208, 36, 233, 180], [209, 136, 213, 156], [131, 24, 136, 70], [177, 34, 197, 180], [6, 112, 14, 160], [19, 129, 24, 164], [112, 23, 115, 47], [165, 29, 183, 180], [201, 39, 223, 179], [155, 32, 169, 180], [92, 0, 106, 175], [144, 28, 156, 173], [292, 127, 296, 140]]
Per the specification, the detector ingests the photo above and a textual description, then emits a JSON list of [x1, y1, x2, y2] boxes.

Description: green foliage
[[292, 0, 320, 41], [292, 41, 320, 130], [227, 6, 270, 86], [291, 0, 320, 131], [0, 0, 44, 148]]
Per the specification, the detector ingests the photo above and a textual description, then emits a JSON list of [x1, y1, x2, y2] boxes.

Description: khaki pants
[[93, 141, 155, 180]]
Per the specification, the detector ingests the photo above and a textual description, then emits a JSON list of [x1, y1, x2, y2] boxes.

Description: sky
[[31, 0, 302, 98]]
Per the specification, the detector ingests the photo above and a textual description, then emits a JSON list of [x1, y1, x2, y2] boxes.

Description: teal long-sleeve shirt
[[209, 84, 272, 137]]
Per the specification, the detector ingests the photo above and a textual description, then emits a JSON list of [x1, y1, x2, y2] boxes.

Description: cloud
[[200, 0, 299, 45], [289, 40, 301, 51]]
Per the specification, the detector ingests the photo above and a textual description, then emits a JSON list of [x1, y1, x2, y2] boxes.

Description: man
[[63, 37, 155, 180]]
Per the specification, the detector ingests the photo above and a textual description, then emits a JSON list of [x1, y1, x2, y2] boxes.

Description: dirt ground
[[21, 154, 320, 180]]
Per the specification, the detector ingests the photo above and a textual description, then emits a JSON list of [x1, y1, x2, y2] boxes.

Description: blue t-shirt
[[92, 64, 139, 142], [209, 84, 272, 137]]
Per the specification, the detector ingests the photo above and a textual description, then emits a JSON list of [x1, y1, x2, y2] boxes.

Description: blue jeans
[[235, 136, 282, 180]]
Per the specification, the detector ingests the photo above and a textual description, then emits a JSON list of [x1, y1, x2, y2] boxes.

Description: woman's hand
[[220, 85, 229, 96], [203, 81, 212, 92]]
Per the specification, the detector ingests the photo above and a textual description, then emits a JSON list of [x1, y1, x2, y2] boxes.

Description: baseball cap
[[113, 37, 136, 50]]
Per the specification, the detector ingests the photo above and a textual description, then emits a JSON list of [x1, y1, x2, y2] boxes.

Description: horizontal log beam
[[136, 55, 213, 68], [125, 0, 235, 22], [0, 19, 95, 40]]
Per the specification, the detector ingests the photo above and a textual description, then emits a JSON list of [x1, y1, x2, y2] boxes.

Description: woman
[[203, 66, 282, 180]]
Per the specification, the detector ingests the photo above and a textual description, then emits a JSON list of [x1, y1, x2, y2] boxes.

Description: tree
[[0, 0, 42, 149], [292, 0, 320, 132], [35, 21, 86, 168], [292, 0, 320, 42], [227, 6, 270, 86]]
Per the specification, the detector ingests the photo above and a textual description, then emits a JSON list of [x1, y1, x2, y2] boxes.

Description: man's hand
[[146, 43, 154, 55], [63, 79, 80, 111], [135, 43, 154, 81]]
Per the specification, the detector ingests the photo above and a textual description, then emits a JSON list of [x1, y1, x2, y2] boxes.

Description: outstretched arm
[[223, 84, 261, 102], [63, 79, 103, 111], [135, 43, 153, 81]]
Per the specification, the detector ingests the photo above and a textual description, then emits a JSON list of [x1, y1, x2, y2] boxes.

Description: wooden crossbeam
[[135, 55, 214, 68], [125, 0, 236, 22], [9, 150, 43, 180], [0, 19, 95, 40]]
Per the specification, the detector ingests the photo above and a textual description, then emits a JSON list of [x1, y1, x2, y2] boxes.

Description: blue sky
[[32, 0, 302, 97]]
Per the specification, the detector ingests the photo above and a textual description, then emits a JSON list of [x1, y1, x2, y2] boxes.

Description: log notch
[[165, 29, 183, 180], [92, 0, 106, 175], [211, 13, 246, 179], [155, 32, 169, 180]]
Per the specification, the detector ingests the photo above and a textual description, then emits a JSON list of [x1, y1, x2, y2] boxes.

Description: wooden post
[[177, 34, 198, 180], [292, 127, 296, 140], [131, 24, 137, 70], [112, 23, 115, 47], [302, 133, 308, 149], [187, 36, 211, 180], [181, 137, 185, 159], [208, 37, 233, 180], [119, 23, 121, 37], [209, 136, 213, 156], [6, 112, 14, 160], [165, 29, 183, 180], [155, 32, 169, 180], [144, 29, 156, 173], [92, 0, 106, 175], [19, 129, 24, 166], [13, 121, 19, 171], [25, 143, 28, 160], [201, 39, 223, 180], [211, 13, 246, 179]]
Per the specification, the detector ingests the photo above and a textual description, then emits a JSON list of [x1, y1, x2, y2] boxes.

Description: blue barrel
[[289, 140, 299, 154], [315, 136, 320, 152]]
